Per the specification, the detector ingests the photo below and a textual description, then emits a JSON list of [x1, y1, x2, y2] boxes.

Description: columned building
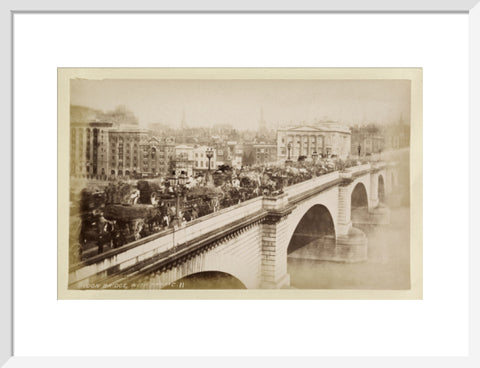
[[276, 123, 351, 161]]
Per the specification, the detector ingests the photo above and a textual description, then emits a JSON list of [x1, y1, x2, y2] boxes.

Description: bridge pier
[[261, 218, 291, 288], [337, 184, 353, 235], [386, 164, 396, 195], [260, 194, 293, 289], [369, 171, 380, 209]]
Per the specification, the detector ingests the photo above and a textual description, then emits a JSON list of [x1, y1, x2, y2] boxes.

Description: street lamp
[[285, 142, 293, 165], [206, 147, 214, 171], [279, 174, 288, 192], [168, 170, 187, 226], [312, 151, 318, 177], [205, 148, 214, 185]]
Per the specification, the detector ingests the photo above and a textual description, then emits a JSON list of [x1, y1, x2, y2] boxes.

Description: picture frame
[[2, 0, 477, 366]]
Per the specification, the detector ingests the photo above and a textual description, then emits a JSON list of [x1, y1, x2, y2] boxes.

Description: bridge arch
[[162, 271, 247, 289], [133, 252, 257, 289], [351, 182, 369, 209], [287, 204, 336, 255]]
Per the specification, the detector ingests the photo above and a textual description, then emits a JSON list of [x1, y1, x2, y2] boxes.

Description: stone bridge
[[69, 162, 399, 290]]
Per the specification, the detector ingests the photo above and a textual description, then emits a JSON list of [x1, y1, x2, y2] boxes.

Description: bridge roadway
[[68, 162, 397, 290]]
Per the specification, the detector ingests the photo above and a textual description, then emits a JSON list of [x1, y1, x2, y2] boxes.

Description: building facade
[[174, 144, 195, 176], [276, 123, 351, 161], [213, 143, 233, 167], [242, 143, 277, 166], [108, 128, 149, 177], [70, 120, 177, 179], [70, 121, 114, 178], [350, 126, 385, 156], [228, 141, 243, 169], [383, 124, 410, 150], [193, 145, 217, 173]]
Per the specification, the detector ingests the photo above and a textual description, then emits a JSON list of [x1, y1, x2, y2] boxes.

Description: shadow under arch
[[378, 174, 386, 202], [162, 271, 247, 289], [351, 182, 369, 224], [351, 182, 369, 208], [287, 204, 336, 255]]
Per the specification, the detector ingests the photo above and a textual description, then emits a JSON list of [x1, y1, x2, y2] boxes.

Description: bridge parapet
[[284, 171, 340, 199], [345, 163, 372, 176], [172, 196, 264, 246], [69, 196, 266, 288]]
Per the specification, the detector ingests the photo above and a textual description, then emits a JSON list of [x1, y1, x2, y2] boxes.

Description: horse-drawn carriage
[[78, 183, 159, 260]]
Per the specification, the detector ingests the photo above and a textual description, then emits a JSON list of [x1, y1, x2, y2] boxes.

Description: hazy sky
[[70, 79, 410, 130]]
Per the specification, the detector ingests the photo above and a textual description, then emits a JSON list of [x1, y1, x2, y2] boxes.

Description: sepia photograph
[[58, 68, 422, 298]]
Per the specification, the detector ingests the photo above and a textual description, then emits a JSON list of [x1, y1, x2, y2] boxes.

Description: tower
[[180, 109, 187, 130], [259, 107, 267, 134]]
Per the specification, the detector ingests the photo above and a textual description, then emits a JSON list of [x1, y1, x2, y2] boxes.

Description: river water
[[287, 206, 410, 290]]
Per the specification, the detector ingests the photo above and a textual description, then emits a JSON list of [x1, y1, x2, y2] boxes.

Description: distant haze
[[71, 79, 410, 130]]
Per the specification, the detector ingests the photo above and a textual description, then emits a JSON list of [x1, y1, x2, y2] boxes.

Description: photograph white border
[[2, 0, 478, 367]]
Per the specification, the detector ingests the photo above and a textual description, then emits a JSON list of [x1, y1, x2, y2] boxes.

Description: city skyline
[[71, 79, 411, 130]]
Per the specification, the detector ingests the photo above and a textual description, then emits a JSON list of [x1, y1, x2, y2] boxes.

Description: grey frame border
[[2, 0, 478, 367]]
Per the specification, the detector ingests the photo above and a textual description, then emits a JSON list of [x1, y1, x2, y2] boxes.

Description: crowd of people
[[73, 157, 368, 262]]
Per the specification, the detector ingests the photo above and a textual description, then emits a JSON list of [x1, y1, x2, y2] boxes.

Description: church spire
[[259, 107, 267, 133], [180, 109, 187, 129]]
